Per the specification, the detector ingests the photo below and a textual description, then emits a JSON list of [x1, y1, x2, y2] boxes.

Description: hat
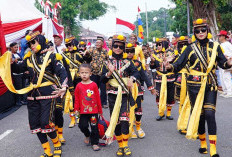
[[112, 34, 126, 43], [79, 41, 86, 45], [173, 34, 180, 38], [178, 36, 189, 43], [217, 30, 229, 38], [65, 36, 75, 44], [53, 34, 63, 40], [155, 38, 167, 43], [125, 43, 135, 50], [25, 31, 40, 42], [193, 18, 208, 28], [97, 36, 104, 42]]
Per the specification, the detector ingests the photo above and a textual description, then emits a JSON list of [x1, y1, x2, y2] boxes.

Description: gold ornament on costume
[[127, 43, 133, 48], [79, 41, 86, 45], [117, 35, 124, 41], [65, 36, 75, 44], [108, 50, 113, 56], [156, 38, 160, 42], [36, 44, 41, 51], [23, 51, 32, 59], [73, 46, 77, 50], [123, 53, 128, 59], [56, 53, 63, 61], [179, 36, 185, 41], [193, 18, 207, 27], [207, 33, 212, 39], [25, 31, 40, 42], [65, 58, 70, 65], [132, 55, 137, 60], [46, 38, 49, 44]]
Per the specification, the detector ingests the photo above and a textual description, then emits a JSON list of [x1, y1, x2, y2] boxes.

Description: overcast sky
[[29, 0, 175, 36], [81, 0, 175, 36]]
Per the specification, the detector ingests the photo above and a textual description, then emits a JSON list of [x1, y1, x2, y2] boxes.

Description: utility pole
[[145, 2, 149, 42], [164, 11, 167, 37], [187, 0, 190, 36]]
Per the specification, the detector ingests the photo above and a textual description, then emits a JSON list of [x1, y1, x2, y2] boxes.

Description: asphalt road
[[0, 91, 232, 157]]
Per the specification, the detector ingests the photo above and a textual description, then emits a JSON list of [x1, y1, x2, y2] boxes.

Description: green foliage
[[217, 4, 232, 30], [134, 8, 174, 42], [35, 0, 112, 37], [169, 2, 193, 35]]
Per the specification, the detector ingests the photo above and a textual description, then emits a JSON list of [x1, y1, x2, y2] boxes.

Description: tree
[[134, 8, 174, 43], [35, 0, 114, 37], [172, 0, 231, 40], [169, 2, 193, 35]]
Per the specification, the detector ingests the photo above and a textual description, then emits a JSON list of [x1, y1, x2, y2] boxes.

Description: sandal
[[84, 137, 91, 146], [92, 145, 100, 151]]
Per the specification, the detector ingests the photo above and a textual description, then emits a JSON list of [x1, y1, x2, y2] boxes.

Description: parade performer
[[74, 63, 102, 151], [165, 19, 232, 157], [101, 35, 139, 157], [126, 43, 156, 139], [64, 36, 84, 128], [0, 31, 68, 157], [150, 38, 176, 121], [129, 33, 146, 69], [174, 36, 191, 135]]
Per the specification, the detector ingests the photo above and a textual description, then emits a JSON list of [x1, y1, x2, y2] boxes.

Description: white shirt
[[55, 44, 66, 54], [146, 57, 151, 70], [221, 41, 232, 57]]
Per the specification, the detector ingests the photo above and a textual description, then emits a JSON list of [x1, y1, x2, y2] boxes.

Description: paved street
[[0, 91, 232, 157]]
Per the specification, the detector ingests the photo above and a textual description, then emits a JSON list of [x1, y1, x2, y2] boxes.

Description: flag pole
[[145, 2, 149, 43]]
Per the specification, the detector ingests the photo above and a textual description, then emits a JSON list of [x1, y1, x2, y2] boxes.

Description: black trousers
[[27, 98, 56, 134], [55, 97, 65, 128], [12, 74, 23, 105], [100, 82, 107, 106], [187, 84, 217, 135], [135, 96, 142, 122], [108, 94, 129, 136], [79, 114, 99, 145], [156, 82, 175, 105]]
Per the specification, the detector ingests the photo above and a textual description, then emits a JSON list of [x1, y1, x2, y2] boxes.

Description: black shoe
[[211, 154, 220, 157], [166, 116, 174, 120], [199, 148, 208, 154], [156, 115, 165, 121]]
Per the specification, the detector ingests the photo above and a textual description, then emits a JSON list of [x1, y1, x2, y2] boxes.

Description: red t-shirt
[[74, 81, 102, 114]]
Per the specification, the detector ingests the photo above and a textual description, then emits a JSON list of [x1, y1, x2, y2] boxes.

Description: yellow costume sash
[[129, 83, 138, 137], [177, 93, 191, 131], [186, 42, 218, 140], [156, 71, 174, 116], [0, 51, 53, 94], [105, 78, 138, 139], [64, 90, 73, 114]]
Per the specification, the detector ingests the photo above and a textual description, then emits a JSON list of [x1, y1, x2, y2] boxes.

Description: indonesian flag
[[46, 0, 53, 6], [116, 18, 135, 34]]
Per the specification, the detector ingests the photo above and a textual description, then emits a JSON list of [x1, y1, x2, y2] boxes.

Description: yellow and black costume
[[168, 19, 231, 157], [150, 38, 176, 121], [3, 32, 68, 157], [63, 36, 85, 128], [101, 35, 139, 157], [126, 43, 154, 139]]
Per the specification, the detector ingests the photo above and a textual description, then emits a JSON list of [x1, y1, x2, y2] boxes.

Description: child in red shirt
[[74, 64, 102, 151]]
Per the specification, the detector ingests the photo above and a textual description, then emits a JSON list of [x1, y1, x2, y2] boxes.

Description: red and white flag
[[116, 18, 135, 34]]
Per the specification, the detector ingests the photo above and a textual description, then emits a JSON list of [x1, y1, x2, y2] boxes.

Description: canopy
[[0, 0, 64, 43]]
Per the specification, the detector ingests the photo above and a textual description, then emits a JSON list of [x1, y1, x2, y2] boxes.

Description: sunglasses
[[126, 50, 135, 54], [130, 37, 136, 40], [157, 43, 162, 46], [27, 39, 36, 48], [65, 43, 72, 47], [79, 45, 85, 48], [113, 44, 124, 50], [195, 27, 207, 34]]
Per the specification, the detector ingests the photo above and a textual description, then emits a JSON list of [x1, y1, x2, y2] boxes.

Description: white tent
[[0, 0, 64, 43]]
